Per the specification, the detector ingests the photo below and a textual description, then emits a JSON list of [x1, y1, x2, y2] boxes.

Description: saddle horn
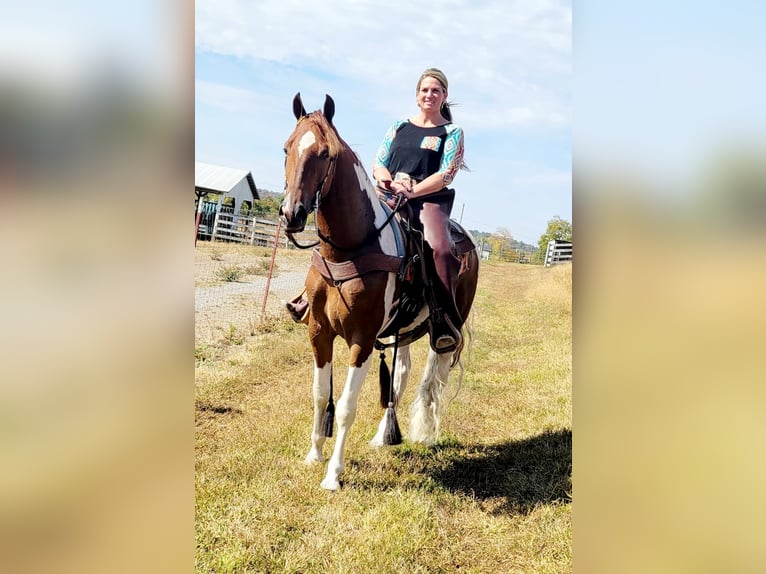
[[293, 92, 307, 120], [323, 94, 335, 124]]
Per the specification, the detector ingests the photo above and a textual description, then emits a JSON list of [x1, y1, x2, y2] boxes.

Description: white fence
[[208, 212, 316, 248], [545, 240, 572, 266]]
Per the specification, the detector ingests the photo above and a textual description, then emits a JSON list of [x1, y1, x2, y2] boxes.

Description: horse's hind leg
[[305, 362, 332, 464], [409, 349, 453, 445], [370, 344, 412, 447]]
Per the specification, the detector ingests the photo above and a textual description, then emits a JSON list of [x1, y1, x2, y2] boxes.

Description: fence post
[[249, 215, 258, 245], [194, 195, 205, 246], [210, 210, 221, 243]]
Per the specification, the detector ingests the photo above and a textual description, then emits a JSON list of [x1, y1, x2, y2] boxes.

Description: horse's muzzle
[[279, 201, 308, 233]]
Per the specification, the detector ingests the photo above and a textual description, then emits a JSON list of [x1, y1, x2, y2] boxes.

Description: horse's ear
[[293, 92, 307, 120], [323, 94, 335, 124]]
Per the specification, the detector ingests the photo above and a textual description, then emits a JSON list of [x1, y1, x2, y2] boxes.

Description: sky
[[194, 0, 572, 245]]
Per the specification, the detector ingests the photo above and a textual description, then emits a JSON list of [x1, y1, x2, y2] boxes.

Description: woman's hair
[[417, 67, 468, 170]]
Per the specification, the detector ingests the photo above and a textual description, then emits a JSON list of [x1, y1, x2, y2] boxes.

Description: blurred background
[[575, 2, 766, 572], [0, 1, 192, 573], [1, 1, 765, 572]]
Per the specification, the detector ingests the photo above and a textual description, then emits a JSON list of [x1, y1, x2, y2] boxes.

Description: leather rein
[[285, 156, 406, 252]]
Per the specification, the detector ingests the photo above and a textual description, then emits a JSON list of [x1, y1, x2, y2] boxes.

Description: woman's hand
[[390, 179, 414, 199]]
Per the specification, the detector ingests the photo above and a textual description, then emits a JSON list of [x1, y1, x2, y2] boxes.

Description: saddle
[[306, 197, 476, 349], [375, 200, 476, 348]]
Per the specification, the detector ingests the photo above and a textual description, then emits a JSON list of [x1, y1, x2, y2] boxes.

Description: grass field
[[195, 258, 572, 573]]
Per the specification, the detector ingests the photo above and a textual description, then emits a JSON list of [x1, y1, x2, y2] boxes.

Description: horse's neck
[[316, 157, 378, 260]]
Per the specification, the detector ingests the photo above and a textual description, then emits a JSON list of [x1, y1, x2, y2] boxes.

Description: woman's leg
[[419, 201, 462, 351]]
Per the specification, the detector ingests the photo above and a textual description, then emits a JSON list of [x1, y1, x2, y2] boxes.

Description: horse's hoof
[[320, 477, 341, 491], [369, 435, 384, 448], [304, 451, 324, 464], [409, 434, 437, 447]]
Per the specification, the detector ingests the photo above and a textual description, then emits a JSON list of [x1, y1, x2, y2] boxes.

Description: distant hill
[[257, 188, 283, 200]]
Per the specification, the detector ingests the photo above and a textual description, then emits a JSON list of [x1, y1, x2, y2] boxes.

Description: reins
[[285, 164, 406, 252]]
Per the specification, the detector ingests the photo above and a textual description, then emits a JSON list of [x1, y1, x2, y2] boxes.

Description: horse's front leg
[[371, 344, 412, 447], [305, 361, 332, 464], [321, 352, 374, 491]]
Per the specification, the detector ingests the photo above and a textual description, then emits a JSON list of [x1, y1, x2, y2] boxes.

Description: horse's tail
[[446, 309, 473, 417], [450, 306, 473, 369]]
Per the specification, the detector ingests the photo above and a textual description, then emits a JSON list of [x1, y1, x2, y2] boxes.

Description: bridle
[[284, 155, 336, 249], [284, 152, 404, 252]]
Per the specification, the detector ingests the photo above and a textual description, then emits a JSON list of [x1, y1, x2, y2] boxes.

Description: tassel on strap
[[321, 372, 335, 437], [379, 351, 391, 409], [383, 403, 402, 445]]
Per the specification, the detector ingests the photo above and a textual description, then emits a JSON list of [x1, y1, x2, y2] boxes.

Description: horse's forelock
[[301, 111, 343, 158]]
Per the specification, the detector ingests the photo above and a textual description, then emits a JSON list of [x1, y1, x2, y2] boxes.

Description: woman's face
[[417, 76, 447, 114]]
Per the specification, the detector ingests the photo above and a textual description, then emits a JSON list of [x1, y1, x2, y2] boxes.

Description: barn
[[195, 162, 259, 240]]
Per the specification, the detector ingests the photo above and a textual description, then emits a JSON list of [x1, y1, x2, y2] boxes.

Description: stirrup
[[429, 314, 462, 354], [285, 297, 309, 324]]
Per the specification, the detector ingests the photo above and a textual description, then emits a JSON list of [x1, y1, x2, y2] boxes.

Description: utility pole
[[459, 203, 464, 225]]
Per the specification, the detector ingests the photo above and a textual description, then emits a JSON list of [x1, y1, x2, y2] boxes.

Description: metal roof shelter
[[195, 161, 259, 209]]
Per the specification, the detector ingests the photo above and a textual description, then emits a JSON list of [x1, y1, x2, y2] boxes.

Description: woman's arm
[[407, 126, 465, 198], [372, 166, 394, 190], [373, 120, 406, 190]]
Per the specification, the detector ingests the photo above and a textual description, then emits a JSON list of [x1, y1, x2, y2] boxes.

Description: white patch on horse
[[298, 131, 316, 157], [352, 160, 398, 329]]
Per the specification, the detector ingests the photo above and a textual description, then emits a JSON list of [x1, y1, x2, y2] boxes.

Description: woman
[[372, 67, 466, 353], [286, 68, 466, 353]]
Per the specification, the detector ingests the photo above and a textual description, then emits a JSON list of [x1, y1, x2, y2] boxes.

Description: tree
[[535, 216, 572, 264], [251, 196, 282, 219]]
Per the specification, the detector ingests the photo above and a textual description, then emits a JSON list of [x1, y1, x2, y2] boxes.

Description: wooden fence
[[207, 210, 316, 248], [545, 239, 573, 266]]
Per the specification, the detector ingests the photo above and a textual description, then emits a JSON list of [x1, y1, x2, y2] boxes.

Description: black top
[[384, 122, 450, 183]]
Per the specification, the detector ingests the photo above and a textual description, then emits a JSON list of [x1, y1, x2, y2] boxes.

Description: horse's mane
[[301, 111, 345, 159]]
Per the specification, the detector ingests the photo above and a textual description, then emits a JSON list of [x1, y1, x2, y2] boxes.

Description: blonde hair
[[417, 67, 449, 93]]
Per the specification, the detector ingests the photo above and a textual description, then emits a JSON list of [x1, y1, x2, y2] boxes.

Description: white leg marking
[[409, 349, 453, 445], [321, 356, 373, 490], [371, 345, 412, 447], [305, 363, 332, 464]]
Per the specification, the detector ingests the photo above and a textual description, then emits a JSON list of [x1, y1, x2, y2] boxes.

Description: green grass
[[196, 259, 572, 573]]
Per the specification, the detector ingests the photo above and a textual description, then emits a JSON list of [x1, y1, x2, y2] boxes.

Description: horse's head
[[279, 93, 339, 233]]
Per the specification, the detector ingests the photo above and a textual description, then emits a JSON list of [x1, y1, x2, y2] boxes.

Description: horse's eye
[[319, 149, 330, 159]]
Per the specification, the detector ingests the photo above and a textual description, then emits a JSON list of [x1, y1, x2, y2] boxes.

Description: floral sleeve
[[439, 124, 464, 185]]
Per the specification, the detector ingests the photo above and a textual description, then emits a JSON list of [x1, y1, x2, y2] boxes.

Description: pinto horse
[[279, 93, 479, 490]]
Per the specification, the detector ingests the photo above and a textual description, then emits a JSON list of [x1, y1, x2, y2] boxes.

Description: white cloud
[[195, 80, 257, 113], [195, 0, 571, 133]]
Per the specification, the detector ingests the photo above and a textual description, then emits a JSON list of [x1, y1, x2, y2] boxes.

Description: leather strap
[[312, 249, 402, 283]]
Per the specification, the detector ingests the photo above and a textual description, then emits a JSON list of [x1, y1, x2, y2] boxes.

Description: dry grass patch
[[196, 257, 571, 573]]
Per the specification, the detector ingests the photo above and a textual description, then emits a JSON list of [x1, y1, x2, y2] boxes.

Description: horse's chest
[[311, 275, 392, 335]]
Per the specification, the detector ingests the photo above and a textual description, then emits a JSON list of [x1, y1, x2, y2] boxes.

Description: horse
[[279, 93, 479, 490]]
